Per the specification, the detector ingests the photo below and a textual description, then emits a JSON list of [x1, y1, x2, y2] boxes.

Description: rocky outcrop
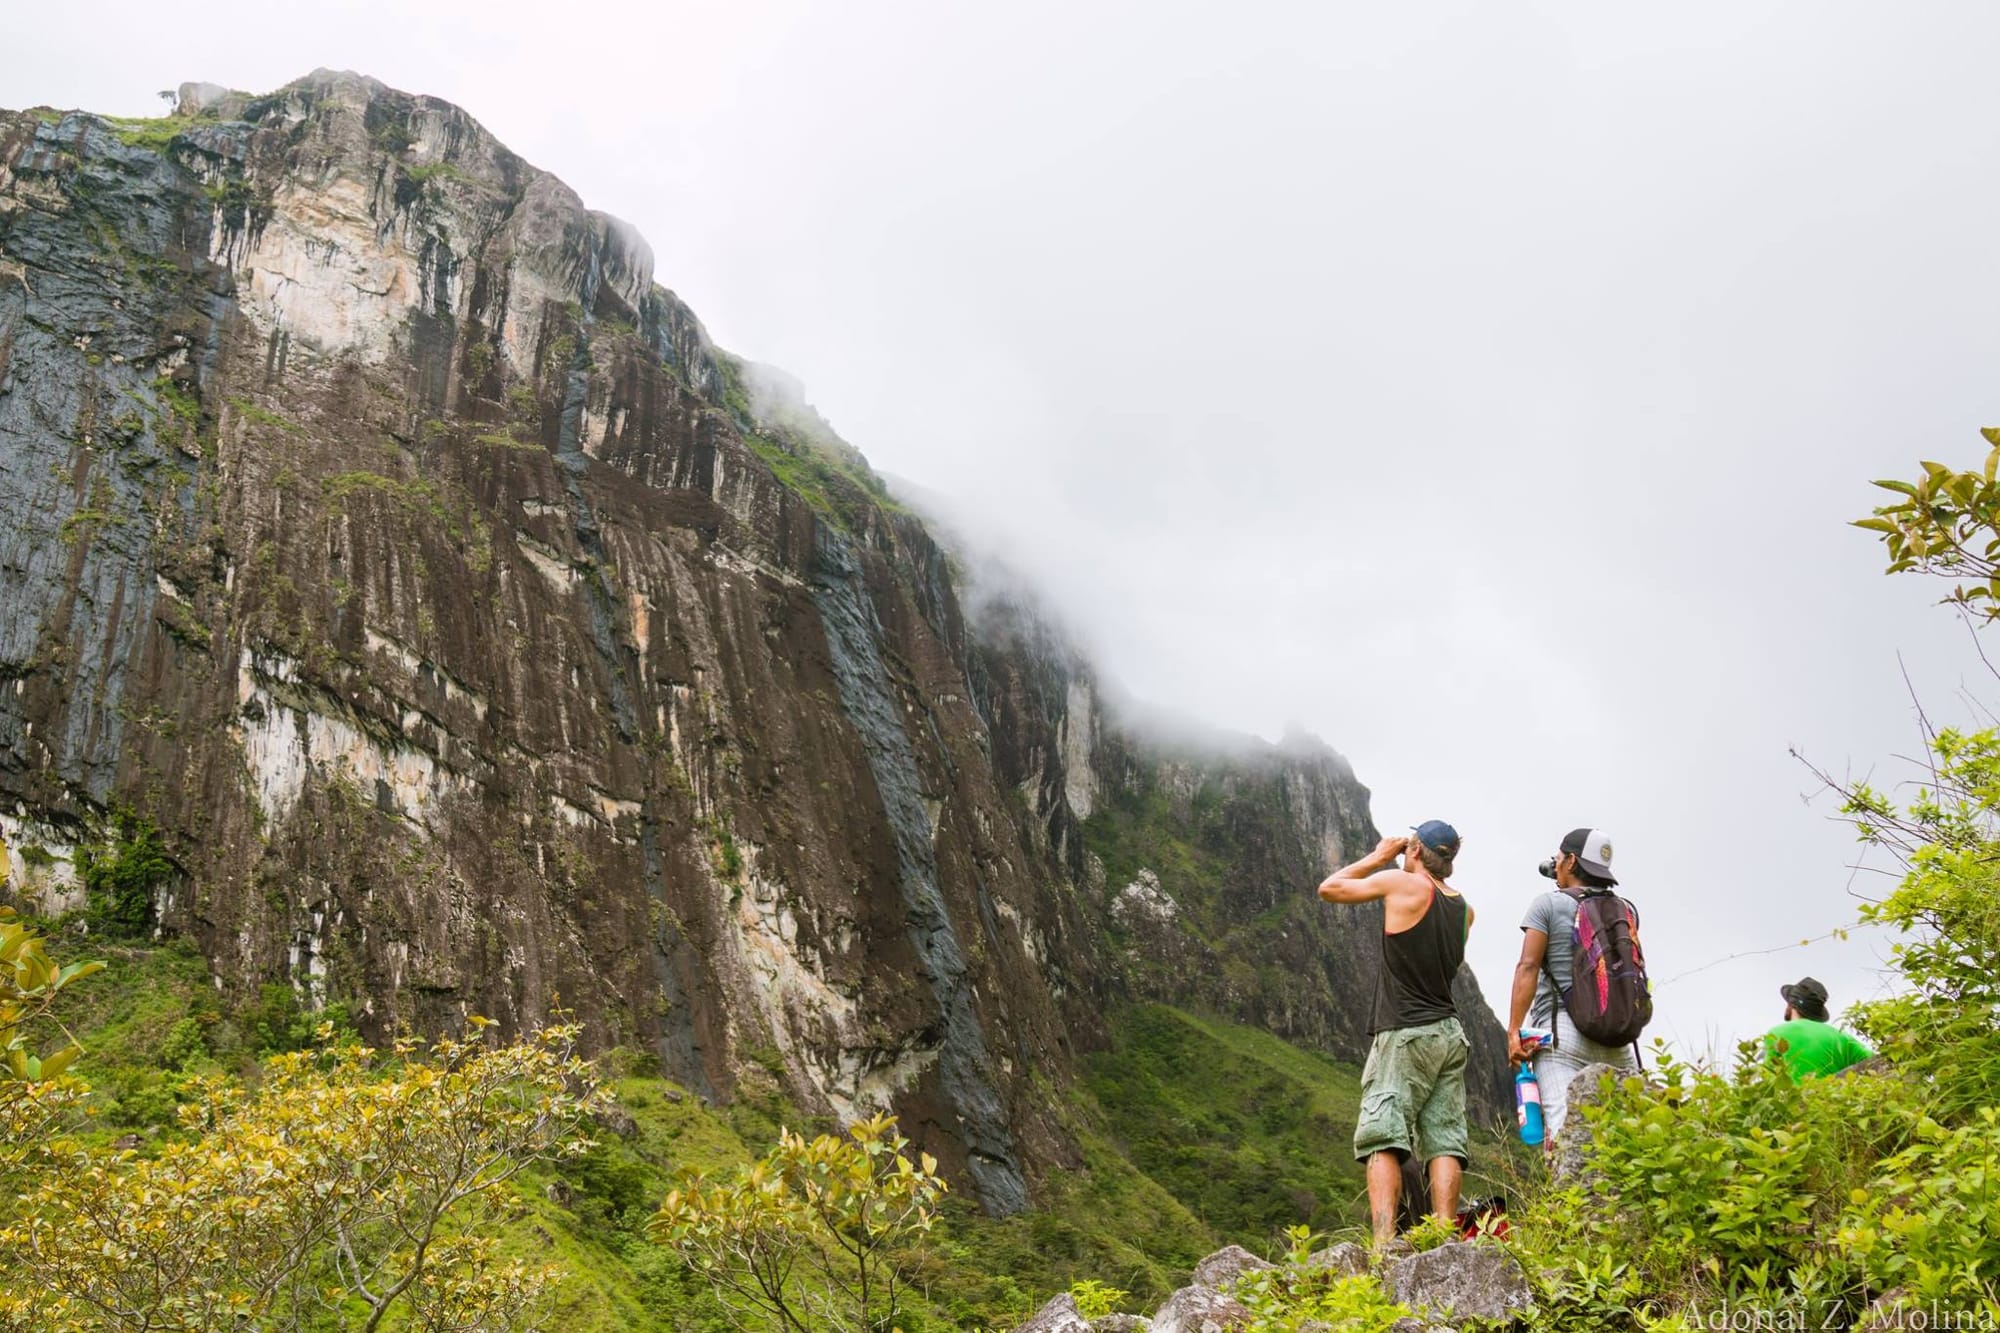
[[1383, 1242, 1534, 1324], [0, 72, 1066, 1212], [1305, 1241, 1370, 1277], [0, 69, 1513, 1212], [1014, 1293, 1093, 1333], [1550, 1061, 1625, 1183], [1148, 1284, 1251, 1333], [1188, 1244, 1272, 1289], [1013, 1239, 1536, 1333]]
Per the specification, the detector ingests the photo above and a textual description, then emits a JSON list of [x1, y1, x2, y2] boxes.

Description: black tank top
[[1370, 880, 1468, 1034]]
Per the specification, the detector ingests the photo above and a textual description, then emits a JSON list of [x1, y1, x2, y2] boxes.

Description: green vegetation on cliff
[[6, 927, 1389, 1328], [1086, 1004, 1367, 1240]]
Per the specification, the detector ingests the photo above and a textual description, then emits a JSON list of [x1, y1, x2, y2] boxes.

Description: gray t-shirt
[[1521, 890, 1579, 1027]]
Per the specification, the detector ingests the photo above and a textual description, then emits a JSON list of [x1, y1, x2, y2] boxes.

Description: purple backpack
[[1548, 889, 1653, 1047]]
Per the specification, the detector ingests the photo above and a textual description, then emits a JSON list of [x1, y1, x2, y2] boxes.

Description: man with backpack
[[1505, 827, 1652, 1140]]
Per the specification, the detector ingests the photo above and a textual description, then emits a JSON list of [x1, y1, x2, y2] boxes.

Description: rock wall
[[0, 70, 1505, 1214], [962, 588, 1511, 1118]]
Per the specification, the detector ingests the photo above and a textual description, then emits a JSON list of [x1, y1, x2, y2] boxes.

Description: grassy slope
[[43, 944, 1526, 1329], [1085, 1002, 1370, 1248]]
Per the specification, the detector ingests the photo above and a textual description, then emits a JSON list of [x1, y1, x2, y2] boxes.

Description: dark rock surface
[[1091, 1316, 1151, 1332], [0, 69, 1512, 1212]]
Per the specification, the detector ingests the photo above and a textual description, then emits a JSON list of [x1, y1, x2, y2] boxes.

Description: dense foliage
[[74, 812, 174, 939], [650, 1114, 948, 1331], [6, 1022, 603, 1331], [0, 874, 606, 1333], [1229, 1226, 1413, 1331]]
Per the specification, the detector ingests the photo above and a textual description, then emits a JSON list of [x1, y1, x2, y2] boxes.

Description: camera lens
[[1537, 857, 1556, 880]]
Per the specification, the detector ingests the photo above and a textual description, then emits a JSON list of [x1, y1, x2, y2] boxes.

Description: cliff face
[[0, 71, 1504, 1213], [962, 590, 1511, 1119]]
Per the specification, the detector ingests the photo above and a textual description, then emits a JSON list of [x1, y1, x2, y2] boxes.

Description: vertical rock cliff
[[0, 70, 1505, 1213]]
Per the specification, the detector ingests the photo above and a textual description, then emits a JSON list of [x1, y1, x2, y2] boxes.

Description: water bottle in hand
[[1515, 1062, 1544, 1145]]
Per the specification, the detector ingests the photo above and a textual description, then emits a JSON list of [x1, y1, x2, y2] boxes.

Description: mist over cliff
[[0, 70, 1506, 1213]]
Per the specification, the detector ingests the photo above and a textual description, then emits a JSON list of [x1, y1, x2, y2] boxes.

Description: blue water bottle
[[1515, 1063, 1545, 1146]]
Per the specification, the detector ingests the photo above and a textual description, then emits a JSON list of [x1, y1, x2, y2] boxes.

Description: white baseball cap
[[1560, 827, 1617, 884]]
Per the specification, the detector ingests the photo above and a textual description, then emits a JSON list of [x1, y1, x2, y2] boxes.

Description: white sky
[[8, 0, 1997, 1063]]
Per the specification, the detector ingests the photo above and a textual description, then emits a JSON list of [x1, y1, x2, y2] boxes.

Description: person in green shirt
[[1764, 976, 1872, 1081]]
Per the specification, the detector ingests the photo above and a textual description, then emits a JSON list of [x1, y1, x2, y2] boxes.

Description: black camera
[[1537, 857, 1557, 880]]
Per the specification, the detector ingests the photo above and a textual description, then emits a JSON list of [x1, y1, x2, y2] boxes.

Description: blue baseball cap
[[1411, 820, 1461, 855]]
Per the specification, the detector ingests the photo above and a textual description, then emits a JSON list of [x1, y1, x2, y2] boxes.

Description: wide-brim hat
[[1781, 976, 1830, 1020]]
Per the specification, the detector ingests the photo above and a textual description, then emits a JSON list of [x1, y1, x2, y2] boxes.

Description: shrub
[[76, 813, 174, 937], [1067, 1278, 1129, 1318], [1405, 1213, 1455, 1253], [650, 1113, 949, 1332], [237, 981, 353, 1054], [1229, 1226, 1412, 1332], [1837, 1106, 2000, 1308], [158, 1015, 207, 1070], [4, 1021, 603, 1331]]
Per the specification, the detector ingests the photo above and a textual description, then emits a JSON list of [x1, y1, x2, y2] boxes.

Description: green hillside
[[25, 941, 1453, 1329]]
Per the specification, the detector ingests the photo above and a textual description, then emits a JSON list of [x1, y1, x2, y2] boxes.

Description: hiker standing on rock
[[1507, 828, 1647, 1141], [1317, 820, 1475, 1247]]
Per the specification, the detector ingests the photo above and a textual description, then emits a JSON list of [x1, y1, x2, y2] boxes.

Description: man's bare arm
[[1316, 834, 1410, 904], [1507, 928, 1548, 1062]]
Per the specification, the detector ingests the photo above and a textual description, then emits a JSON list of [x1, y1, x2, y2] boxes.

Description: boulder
[[1385, 1241, 1533, 1324], [1370, 1237, 1416, 1272], [1191, 1244, 1273, 1289], [1149, 1285, 1252, 1333], [1549, 1062, 1624, 1183], [1091, 1317, 1151, 1332], [1388, 1320, 1454, 1333], [1304, 1241, 1369, 1278], [1014, 1293, 1093, 1333]]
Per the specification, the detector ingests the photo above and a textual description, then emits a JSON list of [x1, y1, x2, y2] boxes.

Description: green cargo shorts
[[1353, 1016, 1470, 1165]]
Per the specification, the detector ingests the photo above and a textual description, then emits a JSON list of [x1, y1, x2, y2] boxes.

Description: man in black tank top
[[1318, 820, 1476, 1247]]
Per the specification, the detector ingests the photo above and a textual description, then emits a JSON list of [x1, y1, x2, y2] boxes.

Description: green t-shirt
[[1764, 1018, 1872, 1082]]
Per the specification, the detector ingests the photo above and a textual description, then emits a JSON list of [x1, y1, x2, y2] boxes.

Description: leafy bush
[[1405, 1213, 1455, 1253], [157, 1015, 207, 1070], [1229, 1226, 1412, 1332], [75, 812, 174, 937], [1834, 726, 2000, 1120], [650, 1113, 949, 1332], [236, 980, 353, 1054], [1837, 1106, 2000, 1308], [1067, 1278, 1129, 1318], [4, 1020, 603, 1331]]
